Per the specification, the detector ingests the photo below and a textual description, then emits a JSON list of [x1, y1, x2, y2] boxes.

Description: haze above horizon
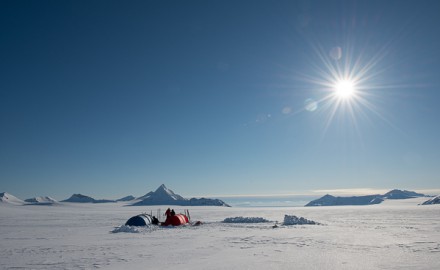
[[1, 0, 440, 200]]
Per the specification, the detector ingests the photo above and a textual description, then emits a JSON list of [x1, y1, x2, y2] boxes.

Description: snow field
[[0, 198, 439, 269]]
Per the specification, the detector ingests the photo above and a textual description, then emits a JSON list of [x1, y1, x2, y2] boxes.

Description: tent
[[162, 214, 189, 226], [125, 214, 158, 226]]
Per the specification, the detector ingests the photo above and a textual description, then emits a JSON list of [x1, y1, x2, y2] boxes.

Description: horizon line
[[189, 188, 440, 198], [3, 187, 440, 201]]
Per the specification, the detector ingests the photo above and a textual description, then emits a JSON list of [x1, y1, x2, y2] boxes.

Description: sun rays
[[295, 41, 397, 140]]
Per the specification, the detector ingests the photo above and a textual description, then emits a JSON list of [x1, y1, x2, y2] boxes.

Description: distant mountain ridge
[[383, 189, 426, 199], [306, 189, 428, 207], [132, 184, 230, 207], [0, 192, 25, 205], [1, 193, 59, 206], [2, 188, 433, 208], [61, 194, 116, 203], [25, 196, 58, 205], [305, 194, 384, 206], [116, 195, 135, 202], [421, 195, 440, 205]]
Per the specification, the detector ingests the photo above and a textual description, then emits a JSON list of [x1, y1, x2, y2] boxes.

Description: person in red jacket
[[165, 208, 171, 221]]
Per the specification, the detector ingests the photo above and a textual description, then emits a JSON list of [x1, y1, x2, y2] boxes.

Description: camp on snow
[[125, 209, 192, 227]]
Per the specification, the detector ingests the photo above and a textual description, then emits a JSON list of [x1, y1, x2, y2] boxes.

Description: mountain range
[[305, 189, 429, 207], [1, 184, 230, 207], [1, 188, 437, 207], [61, 194, 116, 203]]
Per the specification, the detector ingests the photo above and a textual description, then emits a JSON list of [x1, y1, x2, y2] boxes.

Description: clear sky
[[1, 0, 440, 200]]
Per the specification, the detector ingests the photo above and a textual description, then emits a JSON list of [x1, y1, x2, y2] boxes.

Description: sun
[[334, 79, 356, 99]]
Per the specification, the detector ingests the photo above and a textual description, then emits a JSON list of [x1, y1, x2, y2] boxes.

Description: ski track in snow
[[0, 198, 439, 269]]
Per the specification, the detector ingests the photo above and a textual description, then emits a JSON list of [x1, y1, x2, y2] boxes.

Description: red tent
[[162, 214, 189, 226]]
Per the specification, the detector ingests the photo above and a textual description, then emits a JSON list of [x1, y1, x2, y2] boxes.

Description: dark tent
[[125, 214, 158, 226]]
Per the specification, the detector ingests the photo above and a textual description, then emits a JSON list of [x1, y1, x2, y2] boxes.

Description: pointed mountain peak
[[154, 184, 178, 196], [153, 184, 183, 199], [156, 184, 168, 191]]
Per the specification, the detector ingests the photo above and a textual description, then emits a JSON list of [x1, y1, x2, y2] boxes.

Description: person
[[163, 208, 172, 226], [152, 216, 159, 225], [171, 209, 175, 216]]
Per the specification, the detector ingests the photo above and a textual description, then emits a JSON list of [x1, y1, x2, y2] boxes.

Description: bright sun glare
[[334, 79, 355, 99], [297, 42, 391, 134]]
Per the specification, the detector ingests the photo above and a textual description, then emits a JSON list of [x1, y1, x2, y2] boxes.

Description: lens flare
[[304, 98, 318, 112]]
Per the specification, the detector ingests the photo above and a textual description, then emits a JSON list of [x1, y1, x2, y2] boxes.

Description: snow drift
[[223, 217, 271, 223], [283, 215, 320, 225]]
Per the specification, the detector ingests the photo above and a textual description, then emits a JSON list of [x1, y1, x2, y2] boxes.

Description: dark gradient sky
[[1, 0, 440, 200]]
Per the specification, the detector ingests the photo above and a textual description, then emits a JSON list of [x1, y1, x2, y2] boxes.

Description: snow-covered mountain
[[0, 192, 25, 205], [305, 189, 426, 207], [62, 194, 115, 203], [305, 194, 383, 207], [421, 195, 440, 205], [136, 192, 153, 201], [116, 195, 135, 202], [137, 184, 186, 203], [188, 197, 230, 207], [132, 184, 187, 206], [383, 189, 426, 199], [132, 184, 230, 207], [25, 196, 58, 205]]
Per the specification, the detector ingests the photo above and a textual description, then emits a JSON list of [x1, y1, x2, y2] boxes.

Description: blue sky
[[1, 0, 440, 200]]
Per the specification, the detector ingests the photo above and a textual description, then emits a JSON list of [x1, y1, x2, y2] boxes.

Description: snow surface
[[1, 197, 439, 269]]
